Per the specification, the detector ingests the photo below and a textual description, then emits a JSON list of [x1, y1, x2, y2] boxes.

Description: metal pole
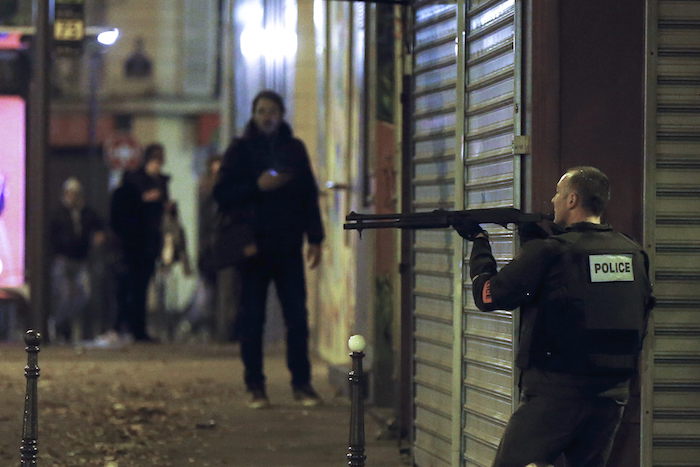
[[20, 330, 41, 466], [347, 335, 366, 466], [87, 45, 100, 160], [398, 37, 415, 451], [27, 0, 54, 336]]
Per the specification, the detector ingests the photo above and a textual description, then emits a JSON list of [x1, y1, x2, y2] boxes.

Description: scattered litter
[[195, 419, 217, 429]]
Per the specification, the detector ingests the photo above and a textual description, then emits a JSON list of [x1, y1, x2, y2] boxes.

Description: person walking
[[214, 90, 324, 409], [110, 144, 170, 342], [457, 166, 655, 467]]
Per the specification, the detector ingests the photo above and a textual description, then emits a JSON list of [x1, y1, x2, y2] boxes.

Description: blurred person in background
[[153, 200, 192, 340], [185, 154, 223, 339], [109, 144, 170, 343], [49, 177, 105, 342]]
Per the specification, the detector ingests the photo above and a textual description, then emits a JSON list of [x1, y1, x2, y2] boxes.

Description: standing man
[[110, 144, 170, 342], [214, 90, 324, 409], [49, 177, 105, 342], [457, 167, 654, 467]]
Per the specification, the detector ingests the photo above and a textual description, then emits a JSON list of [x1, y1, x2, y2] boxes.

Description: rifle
[[344, 207, 553, 238]]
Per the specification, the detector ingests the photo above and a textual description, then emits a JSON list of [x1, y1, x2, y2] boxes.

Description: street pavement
[[0, 341, 407, 466]]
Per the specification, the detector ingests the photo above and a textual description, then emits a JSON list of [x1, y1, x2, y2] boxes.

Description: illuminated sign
[[54, 0, 85, 55], [0, 33, 22, 50], [0, 96, 25, 287]]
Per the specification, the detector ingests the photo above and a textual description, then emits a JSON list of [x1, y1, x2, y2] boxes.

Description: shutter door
[[411, 2, 458, 465], [649, 1, 700, 464], [461, 0, 518, 465]]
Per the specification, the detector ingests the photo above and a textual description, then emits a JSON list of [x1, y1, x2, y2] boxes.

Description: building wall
[[531, 0, 645, 241], [293, 0, 322, 334], [103, 0, 181, 97], [293, 0, 318, 156], [559, 0, 645, 241]]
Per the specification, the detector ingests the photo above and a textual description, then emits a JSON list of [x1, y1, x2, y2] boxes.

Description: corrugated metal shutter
[[648, 1, 700, 464], [411, 1, 458, 465], [461, 0, 518, 465]]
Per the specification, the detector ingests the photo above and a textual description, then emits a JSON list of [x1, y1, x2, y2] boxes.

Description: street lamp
[[96, 28, 119, 46]]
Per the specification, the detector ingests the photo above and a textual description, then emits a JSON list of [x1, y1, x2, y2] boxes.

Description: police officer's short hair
[[566, 166, 610, 216]]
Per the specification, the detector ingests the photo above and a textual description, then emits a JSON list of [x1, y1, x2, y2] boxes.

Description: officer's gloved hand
[[454, 219, 487, 241]]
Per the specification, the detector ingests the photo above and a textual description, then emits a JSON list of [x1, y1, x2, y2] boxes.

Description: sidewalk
[[0, 342, 406, 466]]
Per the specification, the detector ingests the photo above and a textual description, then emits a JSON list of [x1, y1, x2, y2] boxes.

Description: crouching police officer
[[457, 166, 655, 467]]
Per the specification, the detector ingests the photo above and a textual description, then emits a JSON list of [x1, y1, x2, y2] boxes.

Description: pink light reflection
[[0, 96, 26, 287], [0, 33, 22, 50]]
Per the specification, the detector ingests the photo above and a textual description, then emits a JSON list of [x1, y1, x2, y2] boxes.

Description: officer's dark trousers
[[492, 393, 624, 467], [115, 256, 155, 340], [236, 247, 311, 391]]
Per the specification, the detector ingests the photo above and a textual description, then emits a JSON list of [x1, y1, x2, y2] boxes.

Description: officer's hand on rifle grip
[[454, 219, 488, 241]]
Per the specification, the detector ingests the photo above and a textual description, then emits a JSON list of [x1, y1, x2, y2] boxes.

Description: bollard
[[20, 330, 41, 466], [347, 335, 367, 466]]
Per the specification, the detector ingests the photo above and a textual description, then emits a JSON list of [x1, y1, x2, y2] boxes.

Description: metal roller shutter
[[461, 0, 519, 465], [646, 1, 700, 464], [411, 1, 459, 465]]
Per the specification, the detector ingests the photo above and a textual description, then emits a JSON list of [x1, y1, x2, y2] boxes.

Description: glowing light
[[0, 33, 22, 50], [240, 26, 297, 61], [313, 0, 325, 31], [97, 28, 119, 46], [237, 2, 264, 26], [284, 0, 297, 29]]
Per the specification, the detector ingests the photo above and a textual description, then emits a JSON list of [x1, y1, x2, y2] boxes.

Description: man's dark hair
[[251, 90, 286, 115], [143, 143, 165, 164], [566, 166, 610, 216]]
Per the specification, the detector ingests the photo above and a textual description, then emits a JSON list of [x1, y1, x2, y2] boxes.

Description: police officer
[[457, 166, 654, 467]]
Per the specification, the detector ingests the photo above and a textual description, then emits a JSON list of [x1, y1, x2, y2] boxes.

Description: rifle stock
[[344, 207, 552, 232]]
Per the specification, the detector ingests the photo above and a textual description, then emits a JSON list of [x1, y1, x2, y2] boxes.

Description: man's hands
[[454, 219, 488, 241], [306, 244, 322, 269], [257, 169, 293, 192]]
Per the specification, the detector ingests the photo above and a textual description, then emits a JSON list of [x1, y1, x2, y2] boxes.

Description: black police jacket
[[470, 222, 654, 397]]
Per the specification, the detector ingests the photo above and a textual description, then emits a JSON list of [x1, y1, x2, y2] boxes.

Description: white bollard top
[[348, 335, 366, 352]]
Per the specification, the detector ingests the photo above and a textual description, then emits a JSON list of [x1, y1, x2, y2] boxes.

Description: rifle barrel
[[343, 220, 450, 230], [344, 208, 551, 231]]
